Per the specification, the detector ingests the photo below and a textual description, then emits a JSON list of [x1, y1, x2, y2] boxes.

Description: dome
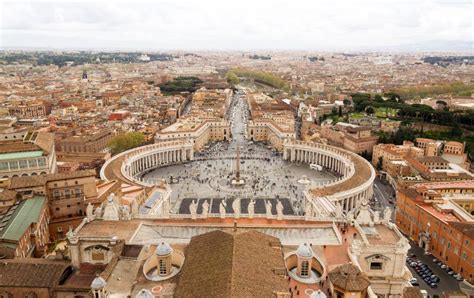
[[136, 289, 154, 298], [296, 243, 313, 258], [90, 276, 107, 289], [155, 242, 172, 256]]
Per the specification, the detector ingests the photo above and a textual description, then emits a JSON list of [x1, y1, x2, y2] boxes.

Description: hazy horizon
[[1, 0, 473, 52]]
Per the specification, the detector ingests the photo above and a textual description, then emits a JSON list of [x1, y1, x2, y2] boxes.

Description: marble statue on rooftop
[[189, 200, 198, 220], [276, 200, 284, 220], [265, 200, 273, 219], [232, 197, 241, 219], [202, 200, 209, 218], [219, 200, 227, 219], [94, 206, 102, 219], [103, 194, 120, 221], [373, 211, 380, 223], [86, 202, 94, 222], [247, 199, 255, 219]]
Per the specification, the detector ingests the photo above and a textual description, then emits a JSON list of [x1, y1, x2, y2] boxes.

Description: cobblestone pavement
[[143, 89, 335, 214]]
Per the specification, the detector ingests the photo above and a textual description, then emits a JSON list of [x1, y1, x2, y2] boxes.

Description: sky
[[0, 0, 473, 51]]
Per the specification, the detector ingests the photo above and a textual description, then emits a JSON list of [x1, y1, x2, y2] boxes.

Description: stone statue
[[103, 195, 120, 221], [121, 205, 131, 220], [131, 199, 139, 218], [347, 211, 355, 223], [383, 207, 392, 223], [247, 199, 255, 219], [189, 200, 198, 220], [232, 197, 241, 219], [276, 200, 284, 220], [86, 202, 94, 221], [219, 200, 227, 219], [373, 211, 380, 223], [334, 202, 343, 218], [202, 200, 209, 218], [94, 206, 102, 219], [265, 200, 273, 219]]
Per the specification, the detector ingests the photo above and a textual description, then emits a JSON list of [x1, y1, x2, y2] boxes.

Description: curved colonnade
[[283, 140, 375, 215], [100, 140, 194, 186], [101, 139, 375, 215]]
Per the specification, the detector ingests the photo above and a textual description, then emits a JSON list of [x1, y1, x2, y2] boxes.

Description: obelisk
[[236, 144, 240, 180]]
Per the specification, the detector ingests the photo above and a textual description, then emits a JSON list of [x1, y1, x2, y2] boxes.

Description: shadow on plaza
[[179, 197, 296, 215]]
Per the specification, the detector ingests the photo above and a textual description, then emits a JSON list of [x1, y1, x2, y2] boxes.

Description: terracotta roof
[[448, 222, 474, 238], [328, 263, 370, 292], [9, 170, 96, 189], [0, 258, 71, 288], [174, 230, 288, 298]]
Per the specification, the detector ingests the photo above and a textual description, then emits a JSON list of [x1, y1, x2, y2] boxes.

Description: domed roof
[[90, 276, 107, 289], [155, 242, 172, 256], [296, 243, 313, 258], [136, 289, 154, 298]]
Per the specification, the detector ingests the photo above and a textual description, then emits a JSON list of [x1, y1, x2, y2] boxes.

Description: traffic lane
[[407, 242, 461, 295]]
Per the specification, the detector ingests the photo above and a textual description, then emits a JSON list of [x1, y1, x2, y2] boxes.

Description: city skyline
[[1, 0, 473, 52]]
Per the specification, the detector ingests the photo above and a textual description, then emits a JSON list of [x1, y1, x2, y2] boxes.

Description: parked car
[[410, 278, 419, 286], [430, 275, 440, 283], [429, 283, 438, 288], [424, 251, 432, 256], [441, 264, 448, 270], [454, 274, 464, 281], [447, 270, 455, 275], [432, 258, 439, 264]]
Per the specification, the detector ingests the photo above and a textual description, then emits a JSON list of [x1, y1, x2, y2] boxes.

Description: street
[[407, 240, 462, 296]]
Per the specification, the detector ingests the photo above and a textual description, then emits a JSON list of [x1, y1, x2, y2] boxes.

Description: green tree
[[376, 156, 383, 171], [365, 106, 375, 115], [338, 106, 343, 117], [374, 94, 384, 102], [108, 132, 145, 155], [226, 71, 239, 85]]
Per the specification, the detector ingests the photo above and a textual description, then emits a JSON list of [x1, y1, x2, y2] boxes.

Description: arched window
[[301, 260, 309, 277], [25, 292, 37, 298], [159, 259, 167, 275]]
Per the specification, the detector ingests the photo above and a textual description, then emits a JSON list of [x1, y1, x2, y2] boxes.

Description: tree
[[374, 94, 384, 102], [226, 71, 239, 85], [365, 106, 375, 115], [338, 106, 343, 117], [108, 132, 145, 155], [376, 156, 383, 170]]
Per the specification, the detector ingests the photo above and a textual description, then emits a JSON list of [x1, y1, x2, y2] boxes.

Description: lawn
[[375, 107, 399, 118]]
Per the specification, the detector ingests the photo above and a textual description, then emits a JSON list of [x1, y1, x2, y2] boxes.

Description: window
[[370, 262, 383, 270], [465, 240, 470, 246], [159, 259, 167, 275], [454, 247, 459, 255], [301, 260, 309, 277], [462, 252, 467, 260], [25, 292, 37, 298], [447, 241, 452, 249]]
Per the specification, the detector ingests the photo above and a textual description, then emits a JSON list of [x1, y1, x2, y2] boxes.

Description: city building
[[396, 181, 474, 280], [0, 196, 50, 259], [0, 132, 56, 178]]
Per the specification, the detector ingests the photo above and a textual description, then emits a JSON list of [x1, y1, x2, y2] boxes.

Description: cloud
[[0, 0, 472, 51]]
